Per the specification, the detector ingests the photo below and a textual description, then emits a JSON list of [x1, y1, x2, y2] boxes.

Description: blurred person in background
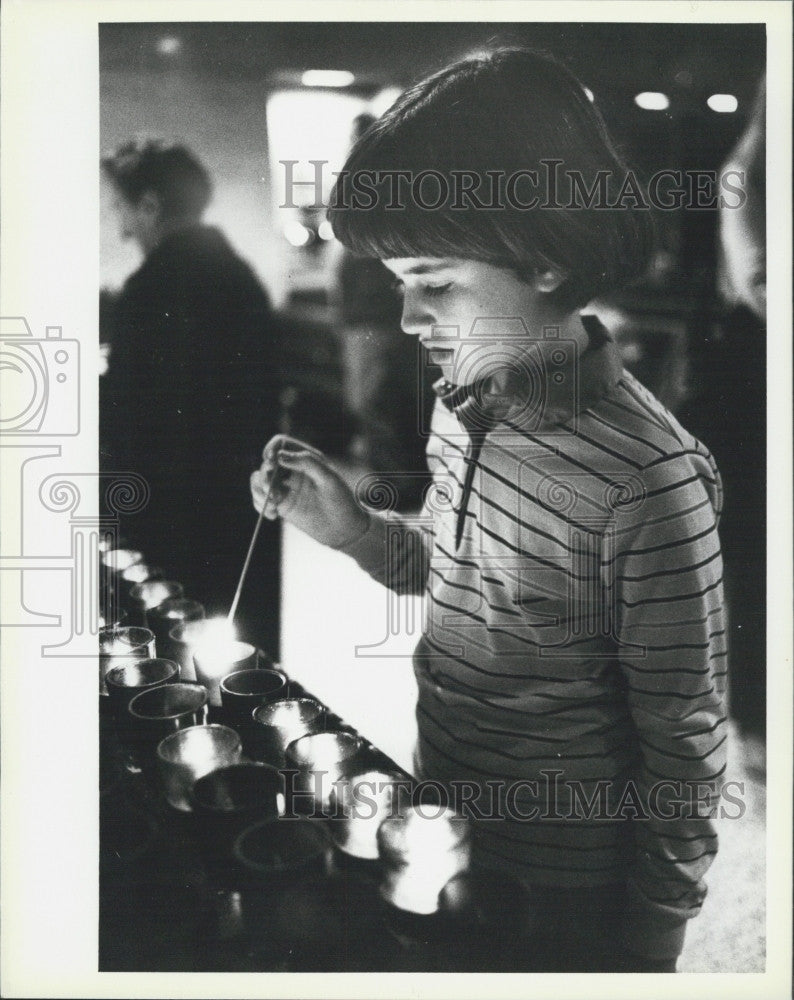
[[100, 139, 281, 652], [680, 74, 766, 751], [328, 113, 437, 509], [718, 74, 766, 324]]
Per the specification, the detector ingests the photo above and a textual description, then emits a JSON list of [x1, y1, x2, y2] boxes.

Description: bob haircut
[[328, 48, 654, 310], [101, 139, 213, 223]]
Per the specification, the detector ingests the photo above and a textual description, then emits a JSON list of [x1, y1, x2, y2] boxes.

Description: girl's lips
[[426, 346, 455, 365]]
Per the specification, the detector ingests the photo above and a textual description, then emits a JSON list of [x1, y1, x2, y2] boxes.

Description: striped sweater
[[341, 317, 727, 959]]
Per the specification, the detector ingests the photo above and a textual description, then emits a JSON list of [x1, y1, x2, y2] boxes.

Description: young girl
[[252, 48, 727, 972]]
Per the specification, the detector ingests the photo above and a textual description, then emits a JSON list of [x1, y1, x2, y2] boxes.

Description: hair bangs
[[329, 189, 501, 264], [328, 47, 654, 307]]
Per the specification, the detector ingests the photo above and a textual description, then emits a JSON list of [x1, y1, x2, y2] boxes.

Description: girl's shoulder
[[585, 370, 723, 524], [590, 368, 711, 463]]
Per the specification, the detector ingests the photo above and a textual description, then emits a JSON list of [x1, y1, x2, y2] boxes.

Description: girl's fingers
[[261, 434, 324, 464], [250, 469, 269, 511], [276, 449, 337, 488], [262, 496, 280, 520], [253, 448, 325, 522], [251, 466, 290, 513]]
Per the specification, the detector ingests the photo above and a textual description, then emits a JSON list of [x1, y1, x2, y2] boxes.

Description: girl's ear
[[531, 269, 568, 294]]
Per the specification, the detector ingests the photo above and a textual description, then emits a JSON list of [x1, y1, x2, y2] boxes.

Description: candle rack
[[97, 539, 530, 973]]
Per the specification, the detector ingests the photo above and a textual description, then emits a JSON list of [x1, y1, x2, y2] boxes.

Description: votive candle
[[99, 625, 155, 695], [251, 697, 325, 766]]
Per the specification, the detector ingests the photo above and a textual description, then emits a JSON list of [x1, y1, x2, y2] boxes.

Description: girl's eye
[[390, 277, 452, 298], [423, 282, 452, 298]]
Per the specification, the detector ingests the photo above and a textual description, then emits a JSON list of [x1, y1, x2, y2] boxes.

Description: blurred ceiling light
[[301, 70, 355, 88], [283, 220, 312, 248], [318, 220, 335, 241], [634, 92, 670, 111], [707, 93, 738, 113], [583, 86, 595, 102], [156, 36, 182, 56]]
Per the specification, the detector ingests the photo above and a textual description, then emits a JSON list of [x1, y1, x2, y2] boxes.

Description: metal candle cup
[[119, 562, 164, 609], [192, 762, 283, 820], [377, 805, 471, 915], [234, 817, 330, 878], [329, 770, 407, 860], [98, 608, 128, 630], [219, 669, 286, 722], [251, 697, 325, 767], [105, 657, 180, 719], [99, 548, 143, 621], [232, 818, 330, 939], [285, 731, 368, 812], [167, 618, 210, 682], [149, 599, 204, 658], [128, 579, 184, 629], [99, 625, 155, 695], [98, 535, 127, 554], [127, 681, 209, 769], [191, 763, 284, 884], [193, 640, 258, 708], [157, 724, 242, 812], [100, 547, 143, 579]]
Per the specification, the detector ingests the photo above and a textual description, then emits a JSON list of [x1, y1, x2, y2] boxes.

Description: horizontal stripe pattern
[[341, 337, 728, 949], [413, 363, 727, 930]]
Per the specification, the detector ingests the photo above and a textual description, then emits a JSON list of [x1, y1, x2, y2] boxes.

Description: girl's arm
[[610, 449, 728, 963], [336, 506, 432, 596], [251, 436, 432, 596]]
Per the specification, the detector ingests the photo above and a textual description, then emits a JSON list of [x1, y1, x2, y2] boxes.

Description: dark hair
[[329, 48, 653, 309], [351, 112, 378, 145], [101, 139, 213, 222]]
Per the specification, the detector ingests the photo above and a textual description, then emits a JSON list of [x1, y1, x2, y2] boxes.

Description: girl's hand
[[250, 435, 370, 550]]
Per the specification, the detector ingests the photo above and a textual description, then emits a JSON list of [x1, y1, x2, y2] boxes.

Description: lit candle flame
[[191, 617, 250, 706], [102, 549, 143, 572], [196, 616, 237, 647], [135, 581, 176, 609], [123, 563, 153, 584], [192, 617, 241, 675]]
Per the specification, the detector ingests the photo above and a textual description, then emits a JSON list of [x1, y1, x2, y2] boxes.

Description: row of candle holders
[[98, 542, 474, 937]]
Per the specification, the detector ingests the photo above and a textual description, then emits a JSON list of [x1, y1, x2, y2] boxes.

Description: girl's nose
[[400, 294, 432, 336]]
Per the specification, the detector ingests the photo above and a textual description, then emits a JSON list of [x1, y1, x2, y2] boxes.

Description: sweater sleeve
[[337, 509, 433, 597], [609, 448, 728, 960]]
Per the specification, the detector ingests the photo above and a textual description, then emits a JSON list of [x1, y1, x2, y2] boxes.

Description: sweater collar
[[433, 314, 622, 437]]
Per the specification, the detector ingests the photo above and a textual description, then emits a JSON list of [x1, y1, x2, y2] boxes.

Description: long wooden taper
[[227, 450, 279, 626]]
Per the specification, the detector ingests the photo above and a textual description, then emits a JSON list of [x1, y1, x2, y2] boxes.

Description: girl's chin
[[428, 348, 455, 366]]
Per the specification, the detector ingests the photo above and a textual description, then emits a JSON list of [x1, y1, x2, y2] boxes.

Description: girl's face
[[383, 257, 581, 387]]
